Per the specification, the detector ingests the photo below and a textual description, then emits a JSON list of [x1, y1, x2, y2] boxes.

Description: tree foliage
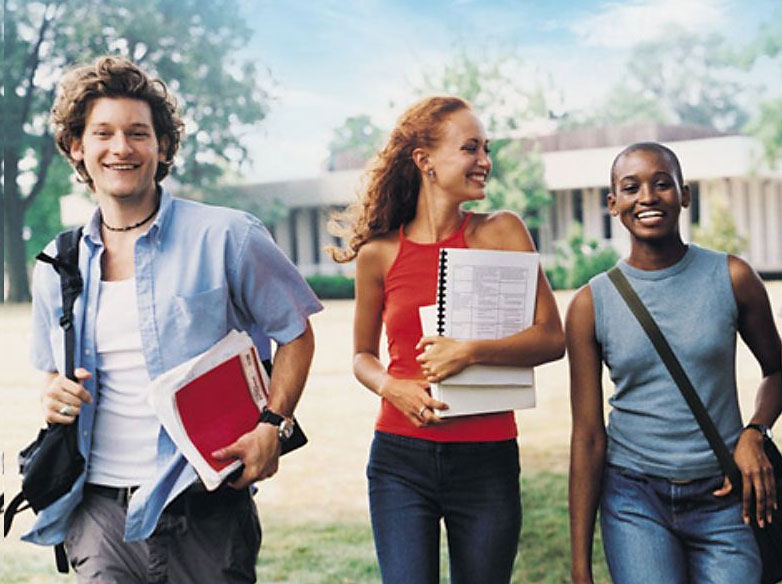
[[4, 0, 269, 302], [564, 27, 749, 132], [545, 223, 619, 290], [693, 201, 748, 256], [469, 139, 551, 229], [741, 10, 782, 168], [326, 114, 384, 170]]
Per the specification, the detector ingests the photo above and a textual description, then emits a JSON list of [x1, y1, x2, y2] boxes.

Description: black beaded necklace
[[101, 199, 160, 232]]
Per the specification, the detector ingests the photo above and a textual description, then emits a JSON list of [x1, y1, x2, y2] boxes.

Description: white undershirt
[[87, 278, 159, 486]]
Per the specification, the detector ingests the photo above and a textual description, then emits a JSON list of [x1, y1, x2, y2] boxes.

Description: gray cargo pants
[[64, 484, 262, 584]]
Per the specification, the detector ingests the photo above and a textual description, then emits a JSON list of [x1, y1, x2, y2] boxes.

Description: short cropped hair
[[610, 142, 684, 192], [51, 55, 184, 189]]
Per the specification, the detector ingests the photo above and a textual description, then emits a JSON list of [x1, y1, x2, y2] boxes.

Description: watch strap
[[745, 423, 772, 438], [258, 407, 284, 426]]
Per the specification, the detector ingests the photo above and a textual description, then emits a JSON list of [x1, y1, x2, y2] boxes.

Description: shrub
[[306, 274, 355, 299], [692, 200, 748, 255], [546, 223, 619, 290]]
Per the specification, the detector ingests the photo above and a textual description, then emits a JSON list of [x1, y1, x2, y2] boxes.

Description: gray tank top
[[590, 244, 742, 480]]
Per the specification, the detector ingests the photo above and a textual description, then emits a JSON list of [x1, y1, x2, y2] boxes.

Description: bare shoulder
[[356, 231, 400, 279], [566, 285, 595, 329], [468, 210, 534, 251], [727, 254, 765, 305]]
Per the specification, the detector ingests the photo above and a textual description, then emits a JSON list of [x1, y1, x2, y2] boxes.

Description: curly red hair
[[329, 96, 470, 263]]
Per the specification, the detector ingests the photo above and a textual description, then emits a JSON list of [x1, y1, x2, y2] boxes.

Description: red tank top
[[376, 212, 518, 442]]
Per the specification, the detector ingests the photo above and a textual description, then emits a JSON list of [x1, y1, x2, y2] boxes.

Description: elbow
[[550, 329, 566, 361], [541, 325, 566, 363], [571, 427, 607, 460]]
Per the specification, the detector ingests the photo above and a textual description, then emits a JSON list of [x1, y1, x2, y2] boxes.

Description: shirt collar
[[82, 185, 173, 249]]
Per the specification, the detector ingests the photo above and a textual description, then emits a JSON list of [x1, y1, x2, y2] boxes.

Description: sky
[[236, 0, 781, 184]]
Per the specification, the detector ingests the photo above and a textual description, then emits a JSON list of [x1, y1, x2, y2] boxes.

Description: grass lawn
[[5, 285, 780, 582], [5, 472, 609, 584]]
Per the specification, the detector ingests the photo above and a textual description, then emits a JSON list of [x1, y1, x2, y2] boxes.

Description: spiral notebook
[[420, 247, 539, 417], [436, 248, 539, 341]]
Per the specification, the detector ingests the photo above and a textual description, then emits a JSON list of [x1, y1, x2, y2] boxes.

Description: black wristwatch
[[259, 407, 295, 443], [745, 423, 773, 440]]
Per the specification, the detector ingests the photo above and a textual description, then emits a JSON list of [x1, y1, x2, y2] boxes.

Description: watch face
[[278, 419, 295, 442]]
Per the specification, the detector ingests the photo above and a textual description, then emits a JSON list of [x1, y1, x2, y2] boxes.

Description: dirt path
[[3, 284, 781, 565]]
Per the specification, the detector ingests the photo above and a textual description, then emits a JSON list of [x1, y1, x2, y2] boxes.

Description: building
[[232, 124, 782, 276]]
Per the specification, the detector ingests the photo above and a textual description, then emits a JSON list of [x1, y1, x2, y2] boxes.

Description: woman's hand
[[41, 368, 93, 424], [714, 428, 777, 527], [379, 377, 447, 427], [415, 336, 473, 383]]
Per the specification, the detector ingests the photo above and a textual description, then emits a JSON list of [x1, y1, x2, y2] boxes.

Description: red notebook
[[173, 346, 267, 472]]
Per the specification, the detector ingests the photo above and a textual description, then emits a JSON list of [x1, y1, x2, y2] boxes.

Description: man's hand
[[212, 422, 281, 489], [41, 368, 93, 424], [714, 429, 777, 527]]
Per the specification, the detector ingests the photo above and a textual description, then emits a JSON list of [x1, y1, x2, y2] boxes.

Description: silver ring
[[418, 406, 428, 418], [59, 404, 76, 417]]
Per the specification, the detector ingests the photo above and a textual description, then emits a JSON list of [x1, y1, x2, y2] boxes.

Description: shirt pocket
[[173, 286, 230, 353]]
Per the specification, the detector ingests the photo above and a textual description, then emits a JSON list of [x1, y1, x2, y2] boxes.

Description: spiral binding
[[436, 249, 448, 335]]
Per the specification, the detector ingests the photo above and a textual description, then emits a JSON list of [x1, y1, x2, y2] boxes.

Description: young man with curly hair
[[26, 55, 322, 584]]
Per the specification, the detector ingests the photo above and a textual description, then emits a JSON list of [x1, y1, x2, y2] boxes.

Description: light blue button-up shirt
[[26, 188, 323, 544]]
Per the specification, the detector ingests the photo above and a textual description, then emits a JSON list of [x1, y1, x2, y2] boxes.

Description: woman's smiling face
[[608, 147, 690, 242], [427, 109, 492, 203]]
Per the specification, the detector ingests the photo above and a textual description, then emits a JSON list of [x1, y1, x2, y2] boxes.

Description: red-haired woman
[[330, 96, 565, 583]]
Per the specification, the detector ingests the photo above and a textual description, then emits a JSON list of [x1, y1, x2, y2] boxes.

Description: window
[[288, 209, 299, 264], [689, 181, 700, 225], [310, 208, 321, 265], [573, 189, 584, 224]]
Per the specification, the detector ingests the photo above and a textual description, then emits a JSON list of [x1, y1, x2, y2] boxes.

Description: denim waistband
[[374, 430, 516, 452]]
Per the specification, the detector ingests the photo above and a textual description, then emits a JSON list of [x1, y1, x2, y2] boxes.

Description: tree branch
[[19, 1, 61, 125], [22, 134, 57, 213]]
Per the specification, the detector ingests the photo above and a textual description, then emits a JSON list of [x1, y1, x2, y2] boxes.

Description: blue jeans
[[600, 464, 761, 584], [367, 431, 521, 584]]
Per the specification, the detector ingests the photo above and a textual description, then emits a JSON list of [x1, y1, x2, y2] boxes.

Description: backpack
[[4, 226, 86, 573]]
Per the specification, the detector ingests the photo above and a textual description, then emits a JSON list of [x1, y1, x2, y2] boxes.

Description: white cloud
[[572, 0, 729, 48]]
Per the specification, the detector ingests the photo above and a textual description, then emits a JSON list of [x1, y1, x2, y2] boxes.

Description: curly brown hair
[[51, 55, 184, 190], [328, 96, 470, 263]]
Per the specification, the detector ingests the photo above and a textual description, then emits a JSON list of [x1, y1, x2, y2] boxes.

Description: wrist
[[744, 423, 773, 440], [259, 406, 295, 444], [463, 340, 479, 366]]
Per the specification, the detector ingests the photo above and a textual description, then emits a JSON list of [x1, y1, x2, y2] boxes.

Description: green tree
[[565, 28, 749, 132], [471, 139, 550, 230], [742, 11, 782, 167], [326, 114, 384, 170], [416, 50, 553, 228], [4, 0, 269, 302], [545, 223, 619, 290], [693, 201, 748, 256]]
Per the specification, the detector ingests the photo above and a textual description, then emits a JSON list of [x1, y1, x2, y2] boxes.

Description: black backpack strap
[[3, 491, 29, 537], [55, 543, 69, 573], [36, 226, 84, 382], [27, 227, 84, 574], [606, 266, 742, 488]]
